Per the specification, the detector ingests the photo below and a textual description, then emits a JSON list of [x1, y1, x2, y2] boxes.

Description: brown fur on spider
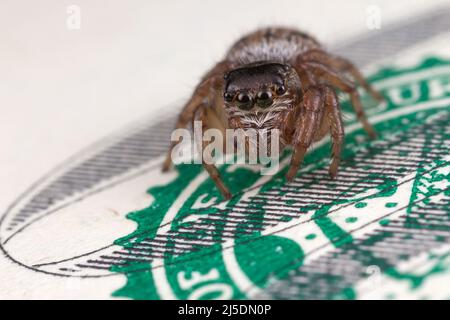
[[162, 27, 384, 200]]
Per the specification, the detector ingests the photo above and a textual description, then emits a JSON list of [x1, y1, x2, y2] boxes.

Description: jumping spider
[[163, 27, 383, 199]]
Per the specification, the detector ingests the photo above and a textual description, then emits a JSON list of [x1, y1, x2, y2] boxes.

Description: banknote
[[1, 1, 450, 300]]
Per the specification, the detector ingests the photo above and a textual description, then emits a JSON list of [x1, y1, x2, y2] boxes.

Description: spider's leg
[[286, 86, 324, 182], [322, 85, 345, 178], [162, 93, 208, 171], [304, 62, 376, 139], [289, 60, 317, 124], [162, 62, 228, 172], [301, 50, 384, 102], [331, 57, 384, 102], [197, 108, 232, 200], [291, 60, 316, 91]]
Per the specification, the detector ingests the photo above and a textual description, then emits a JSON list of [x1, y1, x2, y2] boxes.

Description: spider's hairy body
[[227, 28, 321, 66], [163, 27, 383, 199], [218, 28, 319, 141]]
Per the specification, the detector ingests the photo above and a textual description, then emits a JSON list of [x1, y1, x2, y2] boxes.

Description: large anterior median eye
[[256, 90, 273, 108], [236, 92, 254, 110]]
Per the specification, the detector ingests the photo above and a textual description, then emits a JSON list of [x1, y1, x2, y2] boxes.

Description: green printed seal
[[111, 57, 450, 300]]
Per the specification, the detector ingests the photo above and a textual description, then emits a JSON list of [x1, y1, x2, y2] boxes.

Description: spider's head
[[223, 62, 297, 113]]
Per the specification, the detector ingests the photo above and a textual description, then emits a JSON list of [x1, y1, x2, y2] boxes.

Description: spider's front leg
[[196, 108, 232, 200], [304, 61, 376, 139], [161, 81, 212, 172], [286, 86, 325, 182], [294, 53, 377, 139], [322, 85, 344, 178], [162, 62, 229, 172]]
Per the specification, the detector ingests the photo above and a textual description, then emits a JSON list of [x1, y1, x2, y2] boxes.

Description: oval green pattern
[[111, 57, 450, 300]]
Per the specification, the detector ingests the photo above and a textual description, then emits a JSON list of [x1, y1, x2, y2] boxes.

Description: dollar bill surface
[[1, 0, 449, 299]]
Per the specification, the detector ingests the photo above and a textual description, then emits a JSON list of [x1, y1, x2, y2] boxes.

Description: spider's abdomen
[[225, 27, 321, 67]]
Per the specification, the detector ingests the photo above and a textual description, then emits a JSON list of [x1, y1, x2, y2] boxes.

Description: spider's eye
[[224, 92, 234, 102], [275, 84, 286, 95], [256, 90, 273, 108], [236, 92, 254, 110]]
